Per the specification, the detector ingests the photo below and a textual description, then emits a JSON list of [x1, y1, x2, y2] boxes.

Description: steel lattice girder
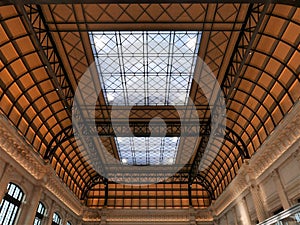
[[4, 0, 299, 6], [78, 120, 211, 137]]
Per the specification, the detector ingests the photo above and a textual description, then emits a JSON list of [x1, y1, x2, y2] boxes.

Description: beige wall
[[0, 147, 81, 225], [214, 145, 300, 225]]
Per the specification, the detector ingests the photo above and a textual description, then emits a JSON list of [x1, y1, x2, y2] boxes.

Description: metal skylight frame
[[116, 137, 180, 165], [89, 31, 201, 165], [90, 31, 201, 106]]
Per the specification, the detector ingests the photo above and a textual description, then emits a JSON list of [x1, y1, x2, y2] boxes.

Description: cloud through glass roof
[[90, 31, 201, 106], [89, 31, 201, 165]]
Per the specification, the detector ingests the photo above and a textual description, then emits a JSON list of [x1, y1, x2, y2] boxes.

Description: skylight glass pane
[[90, 31, 201, 165], [116, 137, 179, 165], [90, 31, 201, 106]]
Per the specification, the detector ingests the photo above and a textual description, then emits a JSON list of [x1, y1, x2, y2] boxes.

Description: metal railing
[[258, 204, 300, 225]]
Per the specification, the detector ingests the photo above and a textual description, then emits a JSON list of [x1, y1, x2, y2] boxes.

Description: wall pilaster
[[237, 197, 251, 225], [272, 169, 291, 210], [0, 163, 14, 201], [46, 200, 56, 225], [249, 183, 268, 222], [18, 184, 43, 225]]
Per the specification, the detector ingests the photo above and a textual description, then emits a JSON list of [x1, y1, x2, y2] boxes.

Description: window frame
[[51, 212, 62, 225], [0, 182, 25, 225], [33, 202, 46, 225]]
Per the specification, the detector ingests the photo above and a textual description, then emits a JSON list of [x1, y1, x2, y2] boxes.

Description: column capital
[[0, 163, 15, 181], [238, 161, 256, 184], [209, 200, 218, 219], [292, 148, 300, 161], [5, 164, 14, 175], [0, 163, 16, 201], [271, 168, 280, 177], [213, 216, 219, 225], [37, 174, 50, 187]]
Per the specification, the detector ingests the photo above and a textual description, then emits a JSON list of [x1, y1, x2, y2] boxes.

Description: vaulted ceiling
[[0, 1, 299, 209]]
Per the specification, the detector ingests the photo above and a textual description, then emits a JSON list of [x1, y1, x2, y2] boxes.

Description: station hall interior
[[0, 0, 300, 225]]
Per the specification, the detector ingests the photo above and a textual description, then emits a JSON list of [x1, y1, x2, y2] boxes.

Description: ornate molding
[[213, 100, 300, 215], [82, 208, 101, 222], [82, 208, 213, 222], [0, 115, 47, 180], [195, 209, 213, 221], [44, 166, 82, 215], [107, 215, 189, 222], [106, 209, 190, 222], [0, 114, 82, 216]]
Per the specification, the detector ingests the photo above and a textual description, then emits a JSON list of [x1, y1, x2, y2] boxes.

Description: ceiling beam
[[78, 120, 210, 137], [222, 2, 271, 100], [0, 0, 11, 6], [14, 3, 108, 176], [188, 124, 210, 183], [4, 0, 299, 6]]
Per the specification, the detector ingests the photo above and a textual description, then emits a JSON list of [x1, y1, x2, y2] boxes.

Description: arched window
[[33, 202, 46, 225], [52, 212, 61, 225], [66, 221, 72, 225], [0, 182, 24, 225]]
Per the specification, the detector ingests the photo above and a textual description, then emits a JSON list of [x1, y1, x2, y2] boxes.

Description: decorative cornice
[[44, 166, 82, 215], [109, 210, 188, 221], [213, 100, 300, 215], [0, 115, 47, 180], [195, 209, 213, 221], [0, 114, 82, 216], [82, 208, 101, 222], [82, 208, 213, 222], [107, 215, 189, 222]]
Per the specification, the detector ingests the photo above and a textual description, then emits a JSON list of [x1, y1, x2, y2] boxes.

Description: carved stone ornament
[[213, 101, 300, 215], [0, 114, 82, 216]]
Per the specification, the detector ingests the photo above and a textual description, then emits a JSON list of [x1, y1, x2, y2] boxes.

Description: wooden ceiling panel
[[289, 80, 300, 102], [1, 42, 18, 61], [288, 50, 300, 72], [14, 36, 34, 54]]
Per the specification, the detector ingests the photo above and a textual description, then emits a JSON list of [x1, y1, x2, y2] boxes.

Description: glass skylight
[[89, 31, 201, 165], [90, 31, 201, 106], [116, 137, 180, 165]]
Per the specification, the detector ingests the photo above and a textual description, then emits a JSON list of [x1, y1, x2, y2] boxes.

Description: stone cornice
[[43, 165, 83, 215], [213, 100, 300, 215], [82, 208, 101, 222], [0, 114, 82, 216], [82, 208, 213, 222], [0, 115, 47, 180], [108, 214, 189, 222], [195, 209, 214, 221]]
